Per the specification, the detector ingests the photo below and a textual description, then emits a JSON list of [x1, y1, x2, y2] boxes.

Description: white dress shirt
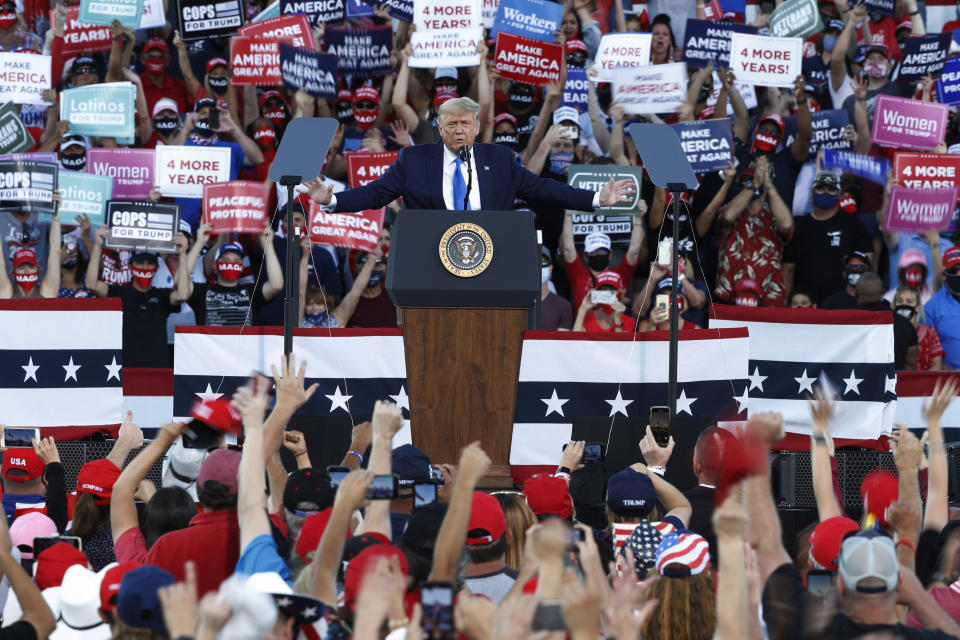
[[442, 144, 481, 210]]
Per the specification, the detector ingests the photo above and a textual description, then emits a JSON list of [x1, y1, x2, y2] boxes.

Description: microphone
[[458, 145, 473, 210]]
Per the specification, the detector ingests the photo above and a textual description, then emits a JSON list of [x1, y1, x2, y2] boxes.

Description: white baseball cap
[[152, 97, 179, 118], [838, 530, 899, 594], [584, 232, 612, 253], [553, 106, 580, 126]]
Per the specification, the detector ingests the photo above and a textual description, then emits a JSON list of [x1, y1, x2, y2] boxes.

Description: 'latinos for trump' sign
[[78, 0, 144, 28], [308, 206, 385, 252], [728, 32, 802, 88], [594, 33, 651, 80], [41, 172, 113, 225], [682, 19, 757, 68], [494, 32, 562, 86], [176, 0, 244, 41], [87, 148, 154, 199], [0, 160, 58, 214], [60, 82, 135, 139], [105, 200, 181, 253], [884, 186, 959, 233], [612, 63, 687, 115], [871, 94, 948, 151], [155, 145, 232, 198], [0, 53, 51, 106], [671, 118, 733, 173], [203, 181, 269, 233]]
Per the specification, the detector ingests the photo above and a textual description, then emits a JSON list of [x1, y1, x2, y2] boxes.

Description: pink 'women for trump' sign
[[871, 95, 949, 151]]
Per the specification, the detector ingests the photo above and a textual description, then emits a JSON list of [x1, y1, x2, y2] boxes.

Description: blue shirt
[[924, 287, 960, 369], [888, 234, 954, 291], [176, 141, 245, 229], [2, 493, 44, 526], [234, 533, 292, 585]]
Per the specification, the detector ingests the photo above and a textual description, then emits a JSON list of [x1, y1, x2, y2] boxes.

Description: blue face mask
[[304, 311, 328, 326], [812, 191, 839, 210], [549, 152, 574, 176], [822, 35, 837, 52], [367, 270, 385, 288], [541, 266, 551, 284]]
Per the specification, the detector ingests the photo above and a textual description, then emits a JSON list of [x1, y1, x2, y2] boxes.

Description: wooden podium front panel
[[402, 307, 525, 467]]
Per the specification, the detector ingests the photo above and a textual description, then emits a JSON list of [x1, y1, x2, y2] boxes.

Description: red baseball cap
[[839, 193, 858, 214], [12, 247, 37, 268], [522, 474, 573, 520], [735, 278, 761, 295], [259, 89, 286, 109], [354, 86, 380, 105], [595, 270, 625, 290], [337, 88, 353, 102], [432, 89, 458, 108], [466, 492, 506, 545], [343, 544, 409, 611], [809, 516, 859, 570], [144, 37, 168, 54], [99, 562, 140, 615], [860, 469, 899, 527], [296, 508, 352, 564], [3, 448, 43, 482], [76, 459, 122, 505], [190, 397, 242, 435], [942, 246, 960, 270], [35, 541, 87, 590], [197, 448, 241, 497], [565, 39, 588, 53], [494, 112, 517, 127], [206, 57, 228, 74]]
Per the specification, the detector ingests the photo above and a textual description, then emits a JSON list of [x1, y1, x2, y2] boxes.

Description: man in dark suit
[[305, 97, 634, 212]]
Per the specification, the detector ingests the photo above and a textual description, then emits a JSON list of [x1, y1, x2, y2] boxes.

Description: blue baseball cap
[[216, 241, 245, 261], [117, 566, 175, 633], [391, 444, 431, 487], [605, 467, 657, 517]]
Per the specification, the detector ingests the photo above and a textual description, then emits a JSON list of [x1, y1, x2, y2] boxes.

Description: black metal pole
[[666, 183, 684, 420], [280, 176, 301, 356]]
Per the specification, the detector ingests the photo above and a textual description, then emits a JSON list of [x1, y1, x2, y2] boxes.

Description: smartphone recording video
[[421, 582, 455, 639], [413, 482, 438, 508], [2, 428, 38, 449], [649, 406, 670, 447], [365, 474, 398, 500], [326, 465, 350, 490]]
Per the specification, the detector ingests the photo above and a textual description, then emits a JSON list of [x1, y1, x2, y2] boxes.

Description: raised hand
[[598, 178, 636, 207], [640, 425, 675, 467], [305, 177, 333, 205], [272, 353, 320, 412], [371, 400, 404, 440], [924, 378, 958, 425]]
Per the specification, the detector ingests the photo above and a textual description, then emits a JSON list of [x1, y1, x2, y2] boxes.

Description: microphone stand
[[458, 145, 473, 210]]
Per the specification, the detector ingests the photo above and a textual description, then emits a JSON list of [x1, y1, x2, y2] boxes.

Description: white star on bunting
[[21, 357, 38, 383], [325, 386, 353, 413], [62, 356, 81, 382], [842, 370, 863, 396], [676, 389, 697, 416], [389, 386, 409, 411], [195, 383, 223, 402], [104, 356, 122, 382], [541, 388, 569, 417], [795, 369, 816, 395], [747, 366, 767, 392], [605, 390, 633, 417]]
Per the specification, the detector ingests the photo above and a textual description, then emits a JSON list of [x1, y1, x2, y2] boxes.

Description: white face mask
[[541, 266, 551, 284]]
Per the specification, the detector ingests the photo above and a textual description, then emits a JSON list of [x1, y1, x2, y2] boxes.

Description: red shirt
[[582, 311, 636, 333], [145, 509, 240, 596], [715, 201, 788, 307], [565, 256, 637, 311], [139, 73, 191, 116], [917, 324, 946, 371]]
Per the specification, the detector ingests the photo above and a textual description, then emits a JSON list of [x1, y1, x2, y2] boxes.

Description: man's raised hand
[[371, 400, 404, 440], [598, 177, 636, 207], [272, 353, 319, 412], [305, 177, 333, 205]]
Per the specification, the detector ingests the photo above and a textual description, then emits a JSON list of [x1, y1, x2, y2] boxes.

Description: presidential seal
[[439, 223, 493, 277]]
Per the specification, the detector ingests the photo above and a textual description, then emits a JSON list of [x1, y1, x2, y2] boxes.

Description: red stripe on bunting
[[709, 305, 893, 325], [0, 298, 121, 311]]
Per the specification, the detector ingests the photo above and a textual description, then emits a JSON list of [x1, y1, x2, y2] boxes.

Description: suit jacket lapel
[[428, 141, 445, 209], [474, 144, 493, 210]]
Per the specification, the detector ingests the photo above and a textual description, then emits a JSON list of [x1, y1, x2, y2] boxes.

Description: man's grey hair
[[437, 97, 481, 126]]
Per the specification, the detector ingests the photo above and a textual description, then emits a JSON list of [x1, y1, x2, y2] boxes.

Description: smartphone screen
[[655, 293, 670, 310], [208, 106, 220, 130], [326, 466, 350, 490], [532, 602, 565, 631], [649, 406, 670, 447], [806, 570, 834, 599], [582, 443, 604, 464], [2, 428, 38, 449], [33, 536, 82, 558], [413, 482, 438, 507], [421, 583, 454, 638], [365, 474, 398, 500], [566, 527, 585, 550]]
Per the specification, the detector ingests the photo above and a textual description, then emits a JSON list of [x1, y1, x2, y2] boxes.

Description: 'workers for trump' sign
[[728, 32, 802, 88], [494, 32, 562, 86]]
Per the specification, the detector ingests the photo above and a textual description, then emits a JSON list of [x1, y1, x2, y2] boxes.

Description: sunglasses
[[206, 443, 243, 453]]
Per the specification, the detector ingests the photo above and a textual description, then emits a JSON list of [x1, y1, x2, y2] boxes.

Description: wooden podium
[[386, 211, 539, 480]]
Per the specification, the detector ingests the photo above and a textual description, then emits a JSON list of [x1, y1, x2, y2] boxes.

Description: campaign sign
[[140, 0, 166, 28], [237, 13, 315, 49], [60, 82, 135, 139], [567, 165, 645, 213], [682, 19, 757, 68], [0, 103, 34, 155], [481, 0, 496, 27], [415, 0, 480, 31], [0, 160, 58, 214], [613, 63, 687, 115], [494, 32, 562, 86], [155, 145, 232, 198], [769, 0, 821, 38], [41, 172, 113, 225], [783, 109, 850, 156], [671, 118, 733, 173], [0, 53, 51, 106], [705, 71, 758, 109], [821, 149, 890, 184], [594, 33, 651, 81], [251, 0, 280, 21], [871, 94, 948, 151], [894, 153, 960, 193], [0, 152, 56, 162], [177, 0, 244, 41], [719, 0, 745, 14], [488, 0, 562, 42], [281, 0, 344, 25], [55, 7, 113, 56], [358, 0, 412, 21], [569, 211, 633, 240], [728, 32, 802, 88], [78, 0, 144, 28], [898, 33, 951, 83], [346, 0, 375, 16], [280, 44, 337, 98], [105, 200, 180, 253], [308, 206, 384, 251], [937, 56, 960, 106], [863, 0, 894, 17], [230, 35, 282, 86], [324, 26, 393, 77], [347, 151, 399, 188], [87, 148, 154, 199], [884, 186, 959, 232], [410, 28, 483, 68], [203, 181, 268, 233], [562, 65, 588, 110]]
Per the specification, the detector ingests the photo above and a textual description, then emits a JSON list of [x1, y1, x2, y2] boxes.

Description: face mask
[[946, 273, 960, 294], [208, 76, 229, 96], [145, 58, 167, 75], [0, 10, 15, 28], [868, 10, 883, 21], [894, 304, 916, 320], [599, 303, 617, 314], [586, 253, 610, 271], [304, 311, 328, 325], [864, 59, 890, 79], [565, 54, 586, 68], [845, 264, 867, 286], [367, 270, 385, 288], [335, 103, 354, 124], [217, 260, 243, 280], [14, 272, 38, 292], [154, 116, 179, 135], [822, 35, 837, 52], [753, 129, 781, 153], [735, 294, 760, 307], [61, 151, 85, 171], [354, 109, 378, 131], [549, 152, 574, 176], [494, 133, 518, 149], [508, 91, 534, 111], [253, 126, 276, 149], [194, 117, 214, 137], [541, 266, 551, 284], [813, 191, 839, 210], [697, 89, 710, 103], [903, 266, 924, 287], [262, 107, 287, 128], [246, 2, 258, 19], [131, 265, 157, 288]]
